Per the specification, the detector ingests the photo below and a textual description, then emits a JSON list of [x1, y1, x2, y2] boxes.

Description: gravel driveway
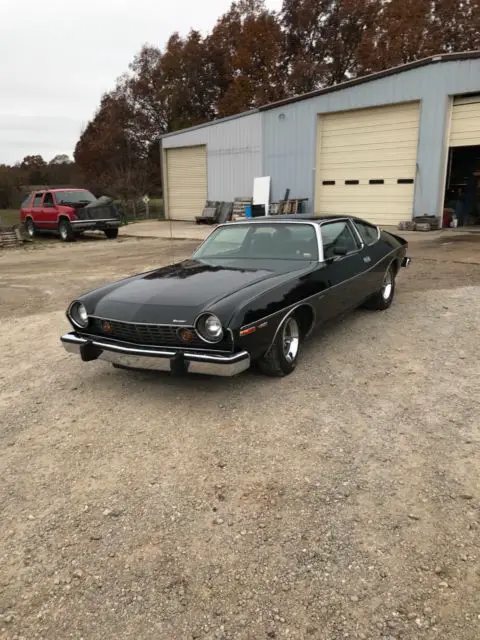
[[1, 234, 479, 640]]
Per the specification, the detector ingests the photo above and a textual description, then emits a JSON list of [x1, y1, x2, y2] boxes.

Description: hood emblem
[[102, 321, 113, 333], [173, 319, 187, 324]]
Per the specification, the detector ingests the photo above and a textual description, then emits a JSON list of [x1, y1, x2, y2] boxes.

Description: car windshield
[[55, 190, 96, 204], [193, 223, 319, 261]]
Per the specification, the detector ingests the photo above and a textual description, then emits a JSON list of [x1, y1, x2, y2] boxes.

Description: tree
[[209, 0, 286, 116], [160, 30, 218, 129], [50, 154, 71, 165], [357, 0, 480, 75], [281, 0, 381, 94], [430, 0, 480, 54], [74, 89, 152, 204], [19, 154, 48, 184]]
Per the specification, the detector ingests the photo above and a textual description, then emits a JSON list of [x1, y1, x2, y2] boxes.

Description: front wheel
[[257, 315, 301, 377], [105, 228, 119, 239], [58, 219, 75, 242], [25, 218, 36, 238], [363, 265, 396, 310]]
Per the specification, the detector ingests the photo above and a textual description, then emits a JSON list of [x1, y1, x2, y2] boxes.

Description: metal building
[[161, 52, 480, 226]]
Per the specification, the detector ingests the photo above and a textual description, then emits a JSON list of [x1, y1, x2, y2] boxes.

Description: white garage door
[[449, 95, 480, 147], [315, 102, 420, 226], [166, 146, 207, 220]]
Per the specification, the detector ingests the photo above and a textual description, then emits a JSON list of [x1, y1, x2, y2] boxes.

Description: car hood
[[85, 258, 312, 325]]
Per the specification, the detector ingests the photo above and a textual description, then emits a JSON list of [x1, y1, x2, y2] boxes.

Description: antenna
[[168, 210, 175, 264]]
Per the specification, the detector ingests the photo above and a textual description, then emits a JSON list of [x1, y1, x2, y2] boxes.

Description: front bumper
[[71, 219, 120, 231], [60, 333, 250, 377]]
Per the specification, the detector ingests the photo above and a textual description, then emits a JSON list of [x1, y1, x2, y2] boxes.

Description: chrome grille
[[88, 318, 232, 351]]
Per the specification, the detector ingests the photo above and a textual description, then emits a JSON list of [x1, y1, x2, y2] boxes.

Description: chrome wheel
[[59, 221, 68, 240], [282, 317, 300, 364], [382, 269, 393, 301], [26, 220, 35, 237]]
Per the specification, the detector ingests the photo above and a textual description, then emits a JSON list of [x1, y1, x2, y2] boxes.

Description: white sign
[[253, 176, 271, 214], [142, 195, 150, 205]]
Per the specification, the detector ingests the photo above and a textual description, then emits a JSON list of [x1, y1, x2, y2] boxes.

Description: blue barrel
[[245, 205, 252, 218]]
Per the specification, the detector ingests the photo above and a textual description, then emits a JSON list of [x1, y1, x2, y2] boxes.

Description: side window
[[32, 193, 44, 208], [355, 221, 379, 245], [21, 193, 33, 208], [321, 221, 360, 259], [43, 192, 55, 207]]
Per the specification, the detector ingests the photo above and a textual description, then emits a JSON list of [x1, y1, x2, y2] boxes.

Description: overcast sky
[[0, 0, 282, 165]]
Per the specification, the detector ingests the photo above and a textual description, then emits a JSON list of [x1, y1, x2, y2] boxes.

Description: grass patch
[[0, 209, 20, 227]]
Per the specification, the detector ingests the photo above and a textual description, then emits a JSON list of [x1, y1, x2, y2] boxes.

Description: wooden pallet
[[0, 227, 23, 248], [270, 198, 308, 215]]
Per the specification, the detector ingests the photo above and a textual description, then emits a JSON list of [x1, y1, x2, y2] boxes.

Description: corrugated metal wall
[[263, 59, 480, 217], [162, 113, 262, 205]]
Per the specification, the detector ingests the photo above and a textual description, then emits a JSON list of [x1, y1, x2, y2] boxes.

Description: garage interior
[[443, 95, 480, 228]]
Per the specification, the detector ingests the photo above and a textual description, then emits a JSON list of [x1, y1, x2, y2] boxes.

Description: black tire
[[257, 314, 302, 377], [105, 228, 119, 239], [363, 264, 396, 310], [58, 218, 75, 242], [25, 218, 36, 238]]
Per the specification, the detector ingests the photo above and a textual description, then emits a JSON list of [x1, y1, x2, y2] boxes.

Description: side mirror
[[333, 244, 348, 256]]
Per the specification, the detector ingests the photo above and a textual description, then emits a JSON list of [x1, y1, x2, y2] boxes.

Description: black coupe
[[61, 215, 411, 377]]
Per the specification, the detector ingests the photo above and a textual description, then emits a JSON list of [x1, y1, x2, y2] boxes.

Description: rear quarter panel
[[366, 230, 408, 290]]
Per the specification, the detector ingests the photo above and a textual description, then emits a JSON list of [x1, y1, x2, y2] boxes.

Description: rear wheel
[[25, 218, 36, 238], [58, 218, 75, 242], [364, 264, 396, 310], [258, 315, 301, 377], [105, 228, 119, 239]]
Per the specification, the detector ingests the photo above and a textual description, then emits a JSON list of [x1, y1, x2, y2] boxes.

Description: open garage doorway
[[444, 145, 480, 228]]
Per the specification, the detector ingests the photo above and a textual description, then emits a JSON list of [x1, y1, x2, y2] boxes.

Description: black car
[[61, 215, 411, 377]]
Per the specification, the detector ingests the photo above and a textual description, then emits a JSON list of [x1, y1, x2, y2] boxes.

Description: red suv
[[20, 188, 121, 241]]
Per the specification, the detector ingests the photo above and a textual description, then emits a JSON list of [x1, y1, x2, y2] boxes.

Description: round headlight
[[69, 301, 89, 329], [195, 313, 224, 343]]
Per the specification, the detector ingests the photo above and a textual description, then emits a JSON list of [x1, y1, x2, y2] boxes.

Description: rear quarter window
[[21, 193, 33, 208], [355, 221, 379, 245]]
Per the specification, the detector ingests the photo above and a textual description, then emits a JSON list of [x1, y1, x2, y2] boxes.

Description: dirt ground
[[1, 233, 480, 640]]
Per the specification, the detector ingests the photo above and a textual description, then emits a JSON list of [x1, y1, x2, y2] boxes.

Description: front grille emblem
[[178, 328, 195, 343], [102, 321, 113, 333]]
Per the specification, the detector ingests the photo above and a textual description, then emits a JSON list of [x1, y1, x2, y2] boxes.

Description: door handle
[[363, 256, 371, 264]]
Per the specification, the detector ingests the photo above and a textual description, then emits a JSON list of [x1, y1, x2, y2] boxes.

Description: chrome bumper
[[60, 333, 250, 377], [71, 219, 120, 229]]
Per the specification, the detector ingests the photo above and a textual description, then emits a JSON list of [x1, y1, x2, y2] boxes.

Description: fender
[[264, 303, 316, 356]]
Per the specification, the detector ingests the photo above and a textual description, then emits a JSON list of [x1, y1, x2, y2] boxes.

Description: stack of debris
[[232, 197, 253, 219], [270, 198, 309, 215], [398, 215, 441, 232], [0, 225, 23, 248]]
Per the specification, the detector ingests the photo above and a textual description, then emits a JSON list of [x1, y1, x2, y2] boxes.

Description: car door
[[31, 192, 45, 228], [41, 191, 57, 228], [317, 219, 371, 313]]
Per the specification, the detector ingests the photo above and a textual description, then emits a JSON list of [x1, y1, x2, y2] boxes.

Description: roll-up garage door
[[315, 102, 420, 226], [166, 145, 207, 220], [449, 95, 480, 147]]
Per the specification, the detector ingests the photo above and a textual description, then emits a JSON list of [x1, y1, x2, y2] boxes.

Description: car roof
[[31, 188, 87, 193], [231, 214, 374, 225]]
